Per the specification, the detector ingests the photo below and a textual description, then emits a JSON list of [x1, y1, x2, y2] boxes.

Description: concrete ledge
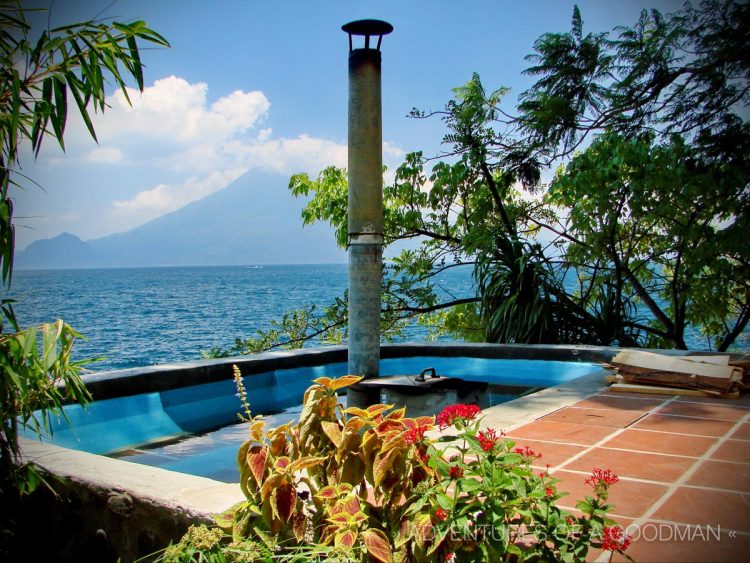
[[80, 343, 626, 402], [480, 367, 610, 431], [80, 345, 351, 401], [19, 437, 244, 560]]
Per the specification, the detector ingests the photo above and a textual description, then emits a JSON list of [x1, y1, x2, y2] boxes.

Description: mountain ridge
[[16, 170, 345, 269]]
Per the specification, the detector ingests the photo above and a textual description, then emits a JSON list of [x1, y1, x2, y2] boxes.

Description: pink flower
[[586, 468, 620, 499], [449, 465, 464, 480], [404, 425, 428, 445], [585, 468, 619, 488], [478, 428, 503, 451], [513, 445, 542, 459], [601, 526, 632, 552], [436, 404, 481, 430]]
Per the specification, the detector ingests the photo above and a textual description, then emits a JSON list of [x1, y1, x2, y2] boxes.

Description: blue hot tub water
[[22, 357, 604, 482]]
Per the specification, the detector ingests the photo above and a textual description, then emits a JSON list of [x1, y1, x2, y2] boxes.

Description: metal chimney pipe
[[342, 20, 393, 407]]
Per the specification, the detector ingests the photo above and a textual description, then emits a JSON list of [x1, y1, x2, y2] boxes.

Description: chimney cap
[[342, 19, 393, 36], [342, 19, 393, 51]]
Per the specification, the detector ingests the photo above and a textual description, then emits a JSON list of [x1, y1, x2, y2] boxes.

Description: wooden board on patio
[[610, 350, 742, 394], [609, 381, 740, 399]]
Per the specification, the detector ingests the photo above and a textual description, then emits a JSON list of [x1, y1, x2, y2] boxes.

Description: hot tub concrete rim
[[17, 436, 245, 561], [77, 342, 714, 403]]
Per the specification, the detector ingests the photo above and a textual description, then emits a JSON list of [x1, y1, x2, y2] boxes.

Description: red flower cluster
[[435, 508, 449, 522], [544, 487, 555, 498], [601, 526, 632, 552], [404, 425, 429, 445], [585, 468, 619, 488], [436, 403, 481, 430], [449, 465, 464, 480], [513, 445, 542, 459], [477, 428, 504, 451]]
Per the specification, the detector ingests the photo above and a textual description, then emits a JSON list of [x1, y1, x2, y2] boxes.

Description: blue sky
[[15, 0, 682, 249]]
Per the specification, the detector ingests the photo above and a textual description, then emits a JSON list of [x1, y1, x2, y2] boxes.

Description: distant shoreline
[[15, 261, 349, 273]]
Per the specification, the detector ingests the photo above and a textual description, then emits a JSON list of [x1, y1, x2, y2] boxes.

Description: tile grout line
[[570, 402, 750, 423], [547, 395, 684, 563], [621, 408, 750, 537], [552, 468, 750, 495], [574, 444, 712, 461], [514, 422, 747, 448], [585, 395, 747, 563], [600, 425, 741, 439], [497, 385, 650, 435], [637, 411, 750, 423], [596, 443, 749, 464], [673, 397, 750, 409], [525, 391, 745, 563], [551, 395, 680, 474]]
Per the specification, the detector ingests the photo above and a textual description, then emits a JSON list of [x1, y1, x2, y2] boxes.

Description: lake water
[[7, 263, 744, 372], [7, 264, 474, 371]]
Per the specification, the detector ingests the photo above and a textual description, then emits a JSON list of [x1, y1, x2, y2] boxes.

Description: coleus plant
[[170, 370, 632, 562]]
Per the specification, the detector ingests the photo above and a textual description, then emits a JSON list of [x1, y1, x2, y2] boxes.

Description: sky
[[14, 0, 684, 250]]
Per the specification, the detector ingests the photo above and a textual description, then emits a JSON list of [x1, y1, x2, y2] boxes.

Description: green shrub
[[161, 370, 633, 562]]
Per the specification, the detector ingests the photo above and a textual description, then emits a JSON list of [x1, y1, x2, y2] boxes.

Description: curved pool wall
[[23, 343, 613, 455]]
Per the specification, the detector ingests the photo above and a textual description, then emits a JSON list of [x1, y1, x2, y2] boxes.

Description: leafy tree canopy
[[213, 0, 748, 357]]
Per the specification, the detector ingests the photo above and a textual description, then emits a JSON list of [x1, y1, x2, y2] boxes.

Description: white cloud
[[257, 128, 273, 142], [232, 134, 348, 173], [90, 76, 270, 144], [113, 168, 245, 222], [86, 147, 123, 163], [38, 75, 403, 235], [383, 141, 404, 159]]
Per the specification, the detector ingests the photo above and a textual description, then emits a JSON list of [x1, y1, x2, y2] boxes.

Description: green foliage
[[477, 238, 570, 344], [161, 374, 631, 562], [520, 0, 749, 156], [548, 131, 750, 350], [0, 1, 168, 498], [519, 5, 613, 153], [216, 1, 748, 356], [0, 320, 92, 494], [204, 303, 348, 358], [417, 302, 484, 343], [290, 167, 349, 248]]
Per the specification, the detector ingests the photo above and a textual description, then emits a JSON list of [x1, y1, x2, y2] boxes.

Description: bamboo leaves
[[0, 1, 168, 495]]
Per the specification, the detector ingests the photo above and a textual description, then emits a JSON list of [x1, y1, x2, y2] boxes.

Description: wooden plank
[[729, 358, 750, 379], [611, 351, 735, 379], [610, 382, 739, 399], [682, 355, 730, 366], [615, 364, 735, 393], [731, 368, 743, 383]]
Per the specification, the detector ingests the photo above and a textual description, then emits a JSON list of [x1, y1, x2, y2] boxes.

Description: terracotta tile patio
[[504, 390, 750, 562]]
